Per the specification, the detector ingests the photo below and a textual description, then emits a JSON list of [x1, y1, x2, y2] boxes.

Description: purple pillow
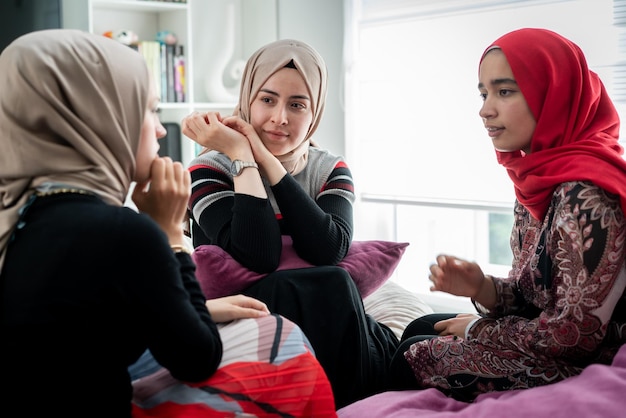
[[192, 236, 409, 299]]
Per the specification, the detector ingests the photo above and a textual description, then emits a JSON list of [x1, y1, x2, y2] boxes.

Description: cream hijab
[[202, 39, 328, 175], [0, 29, 149, 272]]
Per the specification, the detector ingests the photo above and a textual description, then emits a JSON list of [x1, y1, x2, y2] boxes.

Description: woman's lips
[[486, 126, 502, 138], [265, 130, 288, 141]]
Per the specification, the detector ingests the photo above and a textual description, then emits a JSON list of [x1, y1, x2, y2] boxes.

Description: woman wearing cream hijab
[[184, 39, 399, 408], [0, 30, 335, 417]]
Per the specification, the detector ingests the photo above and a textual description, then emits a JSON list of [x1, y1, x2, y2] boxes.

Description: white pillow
[[363, 280, 434, 340]]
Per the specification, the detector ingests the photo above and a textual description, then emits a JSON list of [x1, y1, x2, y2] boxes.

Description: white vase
[[204, 0, 239, 102]]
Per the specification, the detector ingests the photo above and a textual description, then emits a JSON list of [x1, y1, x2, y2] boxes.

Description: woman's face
[[478, 49, 536, 154], [249, 67, 314, 156], [134, 81, 166, 182]]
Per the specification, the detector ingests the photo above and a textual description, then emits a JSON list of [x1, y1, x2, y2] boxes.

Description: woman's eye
[[478, 93, 487, 101], [291, 102, 306, 110], [499, 89, 513, 97]]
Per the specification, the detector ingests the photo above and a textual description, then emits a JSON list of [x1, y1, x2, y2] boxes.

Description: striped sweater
[[188, 147, 355, 273]]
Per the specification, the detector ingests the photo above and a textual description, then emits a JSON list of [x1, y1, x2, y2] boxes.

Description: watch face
[[230, 160, 258, 176], [230, 160, 241, 176]]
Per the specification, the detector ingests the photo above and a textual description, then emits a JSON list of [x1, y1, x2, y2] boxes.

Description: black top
[[189, 148, 355, 273], [1, 192, 222, 417]]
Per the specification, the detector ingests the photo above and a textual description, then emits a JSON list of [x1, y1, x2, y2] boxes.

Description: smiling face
[[249, 67, 314, 156], [478, 48, 536, 155]]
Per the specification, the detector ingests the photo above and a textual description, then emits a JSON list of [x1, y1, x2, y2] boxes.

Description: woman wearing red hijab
[[387, 28, 626, 401]]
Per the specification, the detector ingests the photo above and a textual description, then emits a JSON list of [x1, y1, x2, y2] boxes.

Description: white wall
[[276, 0, 345, 158], [62, 0, 346, 159]]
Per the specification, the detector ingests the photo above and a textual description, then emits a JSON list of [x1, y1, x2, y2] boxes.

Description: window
[[345, 0, 626, 310]]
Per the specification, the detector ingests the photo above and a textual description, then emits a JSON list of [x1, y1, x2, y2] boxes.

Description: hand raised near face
[[221, 115, 275, 165], [132, 156, 190, 245], [181, 111, 252, 160], [221, 115, 289, 185]]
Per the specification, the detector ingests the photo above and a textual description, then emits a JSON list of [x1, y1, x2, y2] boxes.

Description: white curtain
[[345, 0, 624, 305], [346, 0, 621, 202]]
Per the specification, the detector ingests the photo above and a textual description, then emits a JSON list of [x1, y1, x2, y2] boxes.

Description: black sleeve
[[189, 160, 282, 273], [120, 212, 223, 382], [195, 193, 282, 273], [271, 168, 353, 265]]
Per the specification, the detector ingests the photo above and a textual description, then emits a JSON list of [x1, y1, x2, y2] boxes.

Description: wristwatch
[[230, 159, 259, 176]]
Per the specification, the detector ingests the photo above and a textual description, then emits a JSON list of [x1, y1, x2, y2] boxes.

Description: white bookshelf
[[62, 0, 277, 166]]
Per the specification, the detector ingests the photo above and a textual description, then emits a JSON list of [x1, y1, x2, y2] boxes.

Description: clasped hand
[[181, 111, 274, 168], [182, 111, 249, 157]]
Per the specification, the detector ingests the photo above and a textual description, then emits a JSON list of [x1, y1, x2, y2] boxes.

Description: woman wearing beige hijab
[[0, 30, 335, 417], [184, 39, 399, 408]]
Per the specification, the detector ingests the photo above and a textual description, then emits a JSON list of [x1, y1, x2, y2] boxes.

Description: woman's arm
[[188, 153, 282, 272], [184, 112, 283, 271], [470, 183, 626, 361], [123, 217, 223, 383], [271, 156, 355, 265], [130, 155, 223, 381]]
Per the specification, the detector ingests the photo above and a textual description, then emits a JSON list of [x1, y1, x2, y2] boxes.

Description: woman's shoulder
[[308, 146, 340, 159], [554, 180, 623, 216], [188, 150, 230, 170], [59, 197, 167, 245], [307, 146, 346, 169], [30, 195, 170, 256], [556, 181, 619, 200]]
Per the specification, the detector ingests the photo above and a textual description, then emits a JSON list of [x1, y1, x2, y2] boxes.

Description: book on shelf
[[140, 42, 186, 103], [165, 43, 176, 102], [137, 41, 162, 100], [108, 31, 186, 103], [174, 45, 185, 103], [159, 43, 176, 102]]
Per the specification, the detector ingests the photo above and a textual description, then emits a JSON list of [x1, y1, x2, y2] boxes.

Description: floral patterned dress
[[405, 181, 626, 401]]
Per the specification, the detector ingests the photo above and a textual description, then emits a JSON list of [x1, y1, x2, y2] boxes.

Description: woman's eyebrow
[[259, 88, 278, 96], [478, 78, 518, 89], [259, 88, 310, 101]]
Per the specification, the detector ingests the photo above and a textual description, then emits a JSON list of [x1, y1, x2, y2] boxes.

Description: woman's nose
[[479, 102, 494, 122], [271, 106, 288, 125], [156, 121, 167, 139]]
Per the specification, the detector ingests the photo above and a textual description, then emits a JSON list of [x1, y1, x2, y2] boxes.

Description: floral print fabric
[[405, 181, 626, 401]]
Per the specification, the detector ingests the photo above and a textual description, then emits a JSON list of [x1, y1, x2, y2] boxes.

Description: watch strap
[[231, 160, 259, 176]]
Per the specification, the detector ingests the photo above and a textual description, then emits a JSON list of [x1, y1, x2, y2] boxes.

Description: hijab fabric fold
[[481, 28, 625, 221], [0, 29, 149, 272]]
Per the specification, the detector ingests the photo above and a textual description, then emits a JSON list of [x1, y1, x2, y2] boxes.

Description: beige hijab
[[202, 39, 328, 175], [0, 29, 149, 272]]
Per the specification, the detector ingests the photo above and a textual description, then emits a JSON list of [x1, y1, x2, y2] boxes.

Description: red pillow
[[192, 236, 409, 299]]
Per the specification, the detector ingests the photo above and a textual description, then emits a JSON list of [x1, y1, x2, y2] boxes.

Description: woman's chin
[[267, 145, 292, 157]]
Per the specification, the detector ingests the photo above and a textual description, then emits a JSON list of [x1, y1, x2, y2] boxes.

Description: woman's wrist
[[171, 244, 192, 254], [474, 275, 497, 309], [169, 225, 191, 254]]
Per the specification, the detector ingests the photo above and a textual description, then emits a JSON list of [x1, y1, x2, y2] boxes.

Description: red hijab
[[481, 28, 624, 221]]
